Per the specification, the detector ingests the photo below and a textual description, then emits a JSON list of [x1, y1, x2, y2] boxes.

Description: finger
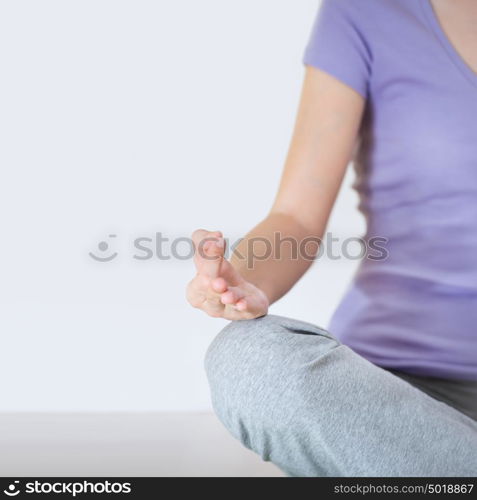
[[220, 286, 246, 305], [192, 229, 225, 278], [211, 277, 228, 294], [236, 295, 267, 318], [202, 298, 225, 318], [192, 229, 223, 251], [205, 279, 226, 315], [221, 303, 262, 321], [216, 258, 244, 287], [235, 298, 248, 312]]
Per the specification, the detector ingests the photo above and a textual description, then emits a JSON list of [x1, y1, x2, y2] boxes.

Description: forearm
[[230, 212, 323, 305], [187, 68, 364, 321]]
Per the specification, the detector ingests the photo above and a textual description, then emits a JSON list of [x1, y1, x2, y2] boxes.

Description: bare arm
[[187, 66, 365, 319]]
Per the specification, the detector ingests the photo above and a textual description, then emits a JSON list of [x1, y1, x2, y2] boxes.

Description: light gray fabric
[[205, 315, 477, 477]]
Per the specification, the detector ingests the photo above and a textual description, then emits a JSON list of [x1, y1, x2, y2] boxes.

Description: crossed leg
[[205, 315, 477, 476]]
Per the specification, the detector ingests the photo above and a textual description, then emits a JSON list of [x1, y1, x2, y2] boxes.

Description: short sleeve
[[303, 0, 372, 98]]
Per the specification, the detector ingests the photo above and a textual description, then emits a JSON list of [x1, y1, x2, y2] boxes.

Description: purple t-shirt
[[303, 0, 477, 380]]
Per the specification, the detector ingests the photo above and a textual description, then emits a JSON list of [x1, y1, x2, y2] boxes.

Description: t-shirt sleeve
[[303, 0, 372, 98]]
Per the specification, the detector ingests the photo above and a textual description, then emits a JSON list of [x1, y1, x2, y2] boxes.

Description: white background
[[0, 0, 365, 411]]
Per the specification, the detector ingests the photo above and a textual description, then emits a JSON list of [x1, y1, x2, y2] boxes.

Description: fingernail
[[215, 238, 224, 248]]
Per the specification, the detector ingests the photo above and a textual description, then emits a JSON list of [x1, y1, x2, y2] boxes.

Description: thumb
[[192, 229, 225, 278]]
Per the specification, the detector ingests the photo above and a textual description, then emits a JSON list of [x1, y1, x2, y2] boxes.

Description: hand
[[186, 229, 269, 320]]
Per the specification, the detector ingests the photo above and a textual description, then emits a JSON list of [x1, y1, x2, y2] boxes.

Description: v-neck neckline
[[420, 0, 477, 90]]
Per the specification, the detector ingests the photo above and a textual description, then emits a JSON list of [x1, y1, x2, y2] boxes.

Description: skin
[[430, 0, 477, 74], [187, 2, 477, 320], [187, 66, 365, 320]]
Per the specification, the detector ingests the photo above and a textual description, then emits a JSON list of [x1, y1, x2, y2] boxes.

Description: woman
[[186, 0, 477, 476]]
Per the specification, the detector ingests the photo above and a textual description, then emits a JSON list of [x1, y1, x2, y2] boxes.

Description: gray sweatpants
[[205, 315, 477, 477]]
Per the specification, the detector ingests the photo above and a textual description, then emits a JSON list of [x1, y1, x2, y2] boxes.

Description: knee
[[204, 315, 340, 448], [205, 314, 338, 384]]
